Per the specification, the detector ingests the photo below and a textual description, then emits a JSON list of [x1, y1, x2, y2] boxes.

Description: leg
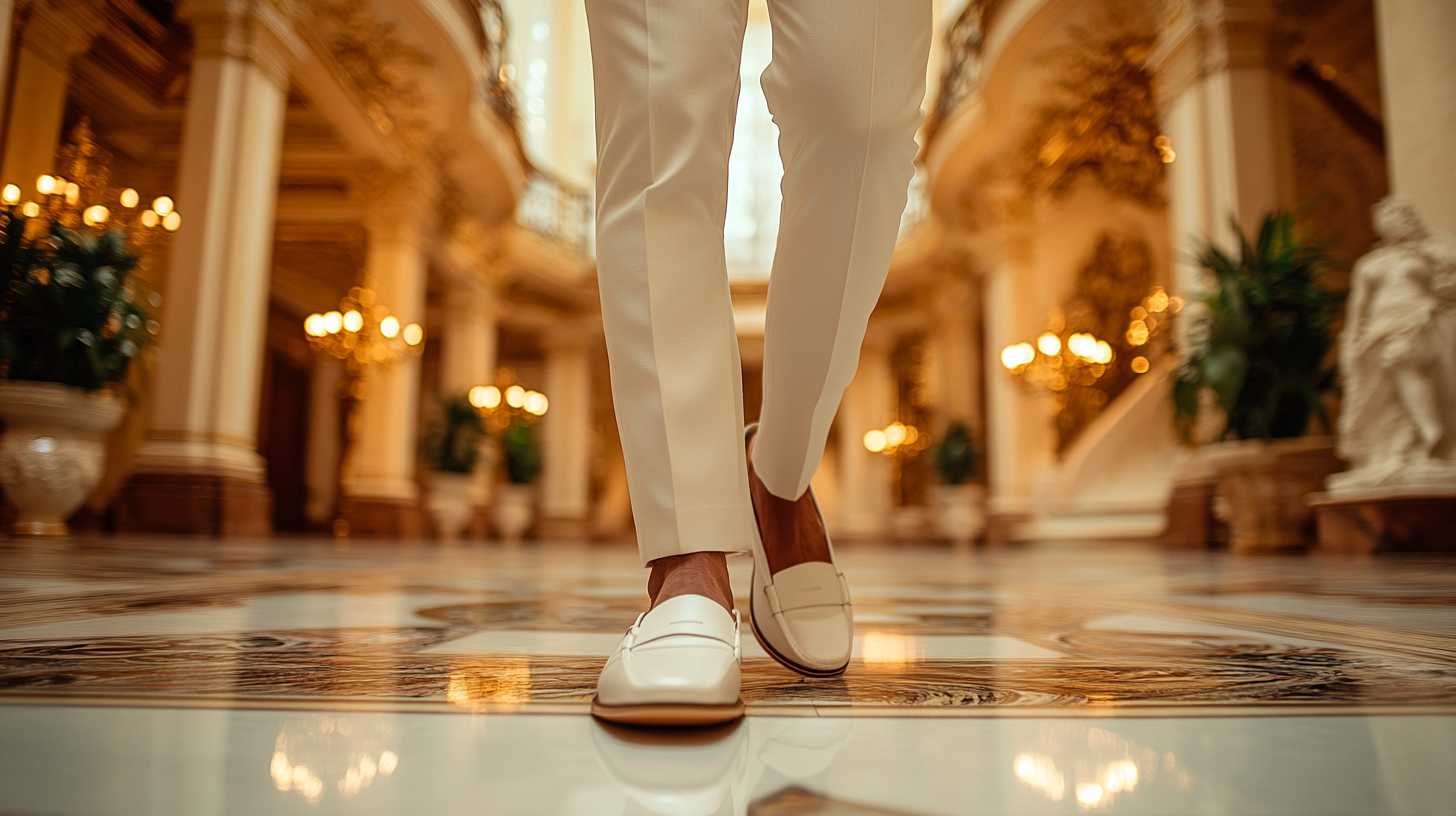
[[750, 0, 931, 566], [586, 0, 755, 605]]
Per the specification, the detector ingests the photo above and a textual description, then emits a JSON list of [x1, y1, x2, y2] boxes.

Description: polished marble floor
[[1, 536, 1454, 814]]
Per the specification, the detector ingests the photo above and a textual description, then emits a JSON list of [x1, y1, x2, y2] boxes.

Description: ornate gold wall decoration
[[1015, 8, 1166, 207], [1054, 233, 1158, 452], [314, 0, 433, 155]]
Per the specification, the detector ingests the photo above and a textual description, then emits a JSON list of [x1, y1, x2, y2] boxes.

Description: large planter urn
[[493, 483, 536, 542], [935, 484, 986, 546], [1203, 436, 1343, 553], [426, 472, 479, 542], [0, 381, 125, 536]]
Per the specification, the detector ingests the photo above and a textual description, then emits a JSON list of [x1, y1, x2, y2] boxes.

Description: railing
[[516, 168, 594, 259], [926, 0, 986, 140], [474, 0, 518, 124]]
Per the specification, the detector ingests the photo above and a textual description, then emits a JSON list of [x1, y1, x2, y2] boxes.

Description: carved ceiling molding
[[311, 0, 435, 158]]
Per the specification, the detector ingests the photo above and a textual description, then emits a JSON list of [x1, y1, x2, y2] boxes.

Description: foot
[[648, 551, 734, 613], [747, 429, 831, 574], [592, 594, 744, 726]]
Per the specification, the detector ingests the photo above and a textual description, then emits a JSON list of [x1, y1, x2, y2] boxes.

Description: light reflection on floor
[[0, 536, 1454, 814]]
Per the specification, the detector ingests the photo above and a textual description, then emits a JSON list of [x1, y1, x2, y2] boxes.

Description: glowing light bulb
[[64, 183, 80, 205], [322, 311, 343, 334], [1131, 355, 1150, 373], [36, 175, 56, 195], [505, 385, 526, 408], [469, 385, 502, 409], [152, 196, 174, 216], [22, 201, 40, 217], [2, 184, 20, 204], [1037, 332, 1061, 357], [863, 429, 887, 453], [403, 323, 423, 346], [342, 310, 363, 332], [885, 422, 907, 447], [1001, 343, 1033, 370], [304, 313, 325, 336], [162, 211, 181, 231], [379, 316, 400, 338], [82, 205, 109, 226], [1094, 340, 1113, 364], [140, 209, 159, 227], [524, 391, 548, 415], [119, 188, 140, 208]]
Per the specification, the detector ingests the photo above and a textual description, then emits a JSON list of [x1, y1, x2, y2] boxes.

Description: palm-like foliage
[[1173, 211, 1339, 442], [422, 395, 488, 474], [933, 422, 982, 485], [500, 415, 542, 485], [0, 212, 156, 391]]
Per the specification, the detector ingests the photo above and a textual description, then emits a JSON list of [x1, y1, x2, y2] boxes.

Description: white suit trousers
[[586, 0, 931, 565]]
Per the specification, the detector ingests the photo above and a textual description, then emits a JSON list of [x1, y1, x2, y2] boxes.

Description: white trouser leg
[[752, 0, 932, 500], [587, 0, 756, 565]]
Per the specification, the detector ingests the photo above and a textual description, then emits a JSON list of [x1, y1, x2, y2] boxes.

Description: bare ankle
[[647, 551, 734, 613]]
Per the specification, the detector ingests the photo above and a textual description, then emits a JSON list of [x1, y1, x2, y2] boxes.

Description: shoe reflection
[[592, 720, 748, 816], [591, 718, 853, 816]]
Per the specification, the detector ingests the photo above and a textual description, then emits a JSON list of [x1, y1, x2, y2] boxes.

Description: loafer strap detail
[[630, 594, 738, 649], [763, 562, 850, 616]]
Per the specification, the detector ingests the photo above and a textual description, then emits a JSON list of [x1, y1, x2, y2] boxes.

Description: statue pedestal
[[1310, 489, 1456, 553]]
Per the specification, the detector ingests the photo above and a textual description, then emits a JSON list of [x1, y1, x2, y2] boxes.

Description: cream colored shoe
[[592, 594, 745, 726], [746, 425, 854, 677]]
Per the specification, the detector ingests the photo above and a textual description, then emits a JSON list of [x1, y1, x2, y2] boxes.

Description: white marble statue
[[1330, 195, 1456, 492]]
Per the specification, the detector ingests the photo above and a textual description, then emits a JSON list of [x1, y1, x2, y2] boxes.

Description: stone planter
[[0, 381, 125, 536], [426, 472, 478, 542], [935, 484, 986, 546], [1203, 436, 1343, 553], [493, 483, 535, 542]]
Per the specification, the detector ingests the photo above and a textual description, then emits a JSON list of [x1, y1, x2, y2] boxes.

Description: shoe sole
[[748, 601, 849, 678], [590, 697, 745, 726]]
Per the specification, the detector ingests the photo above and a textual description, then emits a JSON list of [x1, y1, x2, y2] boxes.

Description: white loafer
[[592, 594, 745, 726], [746, 425, 854, 677]]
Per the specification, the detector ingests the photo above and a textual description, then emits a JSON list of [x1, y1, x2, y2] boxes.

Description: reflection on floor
[[1, 536, 1454, 814]]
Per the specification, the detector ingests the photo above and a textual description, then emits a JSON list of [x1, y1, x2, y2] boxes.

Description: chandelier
[[862, 421, 926, 455], [1000, 285, 1181, 397], [1, 119, 181, 253], [467, 378, 548, 429], [303, 285, 424, 397]]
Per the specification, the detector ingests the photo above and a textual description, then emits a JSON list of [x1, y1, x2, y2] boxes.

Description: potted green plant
[[494, 414, 543, 541], [1172, 211, 1343, 551], [932, 421, 985, 545], [0, 213, 156, 536], [421, 394, 487, 541]]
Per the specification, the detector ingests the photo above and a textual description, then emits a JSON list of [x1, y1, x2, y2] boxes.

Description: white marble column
[[304, 359, 342, 526], [120, 0, 301, 535], [931, 276, 982, 435], [0, 0, 105, 191], [343, 178, 430, 533], [1374, 0, 1456, 234], [438, 288, 499, 523], [1150, 0, 1296, 294], [538, 333, 593, 538], [837, 332, 894, 539], [439, 291, 499, 397]]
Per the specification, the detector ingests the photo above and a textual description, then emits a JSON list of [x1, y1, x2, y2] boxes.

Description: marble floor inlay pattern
[[1, 536, 1454, 815]]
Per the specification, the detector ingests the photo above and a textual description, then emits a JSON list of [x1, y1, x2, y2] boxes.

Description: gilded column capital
[[181, 0, 304, 89], [1150, 0, 1291, 106], [17, 0, 107, 69], [355, 164, 439, 237]]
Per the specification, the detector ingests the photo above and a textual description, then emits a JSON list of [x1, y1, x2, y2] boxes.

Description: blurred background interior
[[0, 0, 1450, 554]]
